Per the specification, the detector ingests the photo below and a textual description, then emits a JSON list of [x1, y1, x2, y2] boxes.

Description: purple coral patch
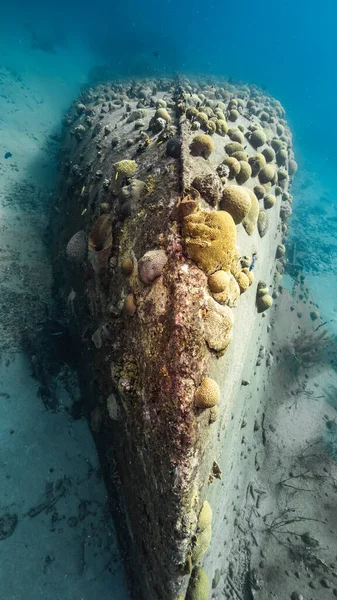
[[138, 249, 168, 284]]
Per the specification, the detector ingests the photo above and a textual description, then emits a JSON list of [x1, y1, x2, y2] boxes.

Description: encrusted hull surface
[[52, 78, 296, 599]]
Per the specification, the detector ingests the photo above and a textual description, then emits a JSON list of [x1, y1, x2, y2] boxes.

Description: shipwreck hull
[[52, 78, 296, 599]]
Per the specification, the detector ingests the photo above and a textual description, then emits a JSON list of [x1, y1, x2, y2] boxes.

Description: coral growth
[[225, 142, 244, 156], [124, 293, 137, 315], [88, 215, 112, 273], [250, 129, 266, 148], [206, 120, 216, 135], [220, 185, 251, 224], [58, 77, 300, 600], [178, 188, 200, 219], [120, 179, 146, 203], [228, 128, 244, 143], [190, 135, 214, 158], [222, 157, 241, 178], [271, 138, 283, 152], [209, 406, 219, 423], [276, 244, 286, 258], [66, 230, 87, 263], [235, 270, 250, 293], [278, 167, 288, 182], [197, 501, 212, 531], [191, 525, 212, 563], [256, 282, 273, 313], [106, 394, 119, 420], [194, 378, 220, 408], [121, 257, 134, 275], [127, 109, 146, 123], [259, 164, 275, 184], [203, 296, 234, 352], [232, 150, 248, 162], [208, 270, 230, 293], [216, 119, 229, 135], [280, 201, 292, 221], [88, 215, 112, 252], [138, 249, 168, 284], [236, 160, 252, 184], [264, 193, 276, 209], [249, 153, 266, 177], [257, 294, 273, 312], [276, 148, 288, 166], [212, 275, 240, 307], [228, 109, 239, 121], [288, 159, 298, 176], [242, 189, 259, 235], [257, 210, 269, 237], [166, 138, 182, 159], [113, 159, 138, 178], [192, 174, 222, 207], [186, 567, 210, 600], [262, 146, 276, 162], [155, 107, 171, 122], [183, 210, 237, 274], [242, 267, 254, 285]]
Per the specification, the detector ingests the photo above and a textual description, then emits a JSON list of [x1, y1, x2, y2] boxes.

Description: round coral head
[[88, 215, 112, 252], [124, 294, 137, 315], [194, 377, 220, 409]]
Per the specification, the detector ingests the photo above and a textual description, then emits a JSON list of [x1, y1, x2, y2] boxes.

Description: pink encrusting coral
[[135, 255, 210, 472]]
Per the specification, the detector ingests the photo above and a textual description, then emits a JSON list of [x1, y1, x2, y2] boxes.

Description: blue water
[[3, 0, 337, 159], [1, 1, 337, 598]]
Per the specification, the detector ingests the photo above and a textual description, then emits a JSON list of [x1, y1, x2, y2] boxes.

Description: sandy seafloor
[[0, 32, 129, 600], [287, 150, 337, 332], [1, 27, 337, 600]]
